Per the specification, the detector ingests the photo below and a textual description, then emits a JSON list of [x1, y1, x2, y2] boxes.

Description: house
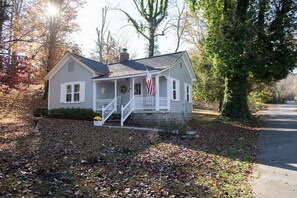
[[44, 49, 197, 126]]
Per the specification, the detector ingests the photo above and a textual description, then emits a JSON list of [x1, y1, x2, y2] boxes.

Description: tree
[[0, 53, 34, 93], [168, 0, 188, 52], [0, 1, 36, 93], [187, 0, 297, 120], [191, 49, 224, 111], [182, 9, 206, 51], [96, 6, 109, 63], [121, 0, 169, 57], [25, 0, 85, 98]]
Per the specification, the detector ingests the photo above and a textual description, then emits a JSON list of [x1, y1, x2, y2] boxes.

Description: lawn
[[0, 88, 259, 197]]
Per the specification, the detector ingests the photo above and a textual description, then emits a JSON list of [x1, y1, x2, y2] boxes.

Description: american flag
[[146, 68, 155, 96]]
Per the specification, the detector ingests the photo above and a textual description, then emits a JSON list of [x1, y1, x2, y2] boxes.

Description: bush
[[33, 108, 48, 117], [48, 108, 98, 121], [159, 121, 188, 137]]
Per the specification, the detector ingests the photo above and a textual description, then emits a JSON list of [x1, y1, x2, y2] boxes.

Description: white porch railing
[[121, 96, 135, 126], [96, 96, 168, 126], [101, 98, 116, 124], [134, 96, 155, 110], [96, 99, 113, 112], [134, 96, 168, 110], [159, 97, 168, 110]]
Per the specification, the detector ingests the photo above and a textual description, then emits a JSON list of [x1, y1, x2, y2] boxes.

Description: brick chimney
[[119, 48, 129, 62]]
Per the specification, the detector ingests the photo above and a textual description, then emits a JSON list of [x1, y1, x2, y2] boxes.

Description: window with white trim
[[61, 81, 85, 103], [171, 78, 180, 101], [184, 83, 192, 103]]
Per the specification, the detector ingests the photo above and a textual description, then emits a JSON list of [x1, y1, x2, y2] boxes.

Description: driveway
[[253, 103, 297, 197]]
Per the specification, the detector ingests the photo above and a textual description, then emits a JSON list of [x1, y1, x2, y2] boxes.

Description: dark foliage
[[47, 108, 98, 121]]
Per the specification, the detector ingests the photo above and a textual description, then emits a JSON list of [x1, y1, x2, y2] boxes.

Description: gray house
[[45, 50, 196, 126]]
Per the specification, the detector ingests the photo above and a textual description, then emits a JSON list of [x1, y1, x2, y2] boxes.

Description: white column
[[114, 80, 117, 110], [93, 81, 96, 111], [167, 77, 171, 111], [155, 75, 160, 111], [114, 80, 117, 98], [132, 78, 135, 97]]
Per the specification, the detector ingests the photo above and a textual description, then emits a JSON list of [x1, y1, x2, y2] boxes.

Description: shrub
[[48, 108, 98, 121], [159, 121, 188, 137], [33, 108, 48, 117]]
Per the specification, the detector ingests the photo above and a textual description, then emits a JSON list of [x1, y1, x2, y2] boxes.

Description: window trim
[[171, 78, 180, 101], [61, 81, 85, 104], [184, 83, 192, 103]]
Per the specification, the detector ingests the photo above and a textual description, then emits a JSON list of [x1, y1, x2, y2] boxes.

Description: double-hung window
[[61, 81, 85, 103], [184, 83, 192, 103], [171, 78, 180, 101]]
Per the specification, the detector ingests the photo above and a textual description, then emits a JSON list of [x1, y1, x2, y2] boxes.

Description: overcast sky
[[72, 0, 188, 59]]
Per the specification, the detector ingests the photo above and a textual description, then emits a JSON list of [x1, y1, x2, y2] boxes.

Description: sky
[[72, 0, 188, 59]]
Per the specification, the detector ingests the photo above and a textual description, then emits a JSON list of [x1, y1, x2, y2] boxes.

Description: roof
[[94, 51, 186, 79], [72, 54, 109, 75]]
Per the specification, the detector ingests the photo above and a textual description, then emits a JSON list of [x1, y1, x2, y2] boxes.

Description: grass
[[0, 89, 259, 197]]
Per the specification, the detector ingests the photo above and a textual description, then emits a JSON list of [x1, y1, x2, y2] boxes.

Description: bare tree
[[96, 6, 109, 63], [121, 0, 169, 57], [170, 0, 187, 52], [183, 10, 206, 51]]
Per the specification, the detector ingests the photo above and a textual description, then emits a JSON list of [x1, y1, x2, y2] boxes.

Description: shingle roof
[[94, 51, 185, 79], [72, 54, 109, 75]]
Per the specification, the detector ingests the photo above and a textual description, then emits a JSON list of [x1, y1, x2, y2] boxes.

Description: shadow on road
[[257, 103, 297, 172]]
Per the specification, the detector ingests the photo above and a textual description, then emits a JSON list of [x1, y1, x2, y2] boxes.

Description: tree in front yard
[[186, 0, 297, 120]]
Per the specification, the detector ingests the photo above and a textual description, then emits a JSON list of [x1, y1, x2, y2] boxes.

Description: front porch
[[93, 75, 170, 126]]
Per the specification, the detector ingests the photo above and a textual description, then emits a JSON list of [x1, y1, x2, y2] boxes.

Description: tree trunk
[[148, 26, 155, 57], [221, 75, 252, 120]]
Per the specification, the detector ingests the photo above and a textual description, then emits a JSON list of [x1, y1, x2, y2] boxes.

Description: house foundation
[[130, 112, 191, 125]]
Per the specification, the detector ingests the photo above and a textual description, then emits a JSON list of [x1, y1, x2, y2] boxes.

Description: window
[[74, 84, 80, 102], [173, 80, 177, 99], [184, 83, 192, 103], [134, 83, 141, 95], [171, 78, 180, 101], [60, 81, 85, 103], [66, 85, 72, 102]]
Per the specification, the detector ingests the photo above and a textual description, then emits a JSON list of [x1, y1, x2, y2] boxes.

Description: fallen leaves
[[0, 88, 258, 197]]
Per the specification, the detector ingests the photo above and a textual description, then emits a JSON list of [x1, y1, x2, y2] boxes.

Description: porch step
[[104, 113, 121, 126]]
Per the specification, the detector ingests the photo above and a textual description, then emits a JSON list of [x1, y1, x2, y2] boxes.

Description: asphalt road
[[253, 103, 297, 198]]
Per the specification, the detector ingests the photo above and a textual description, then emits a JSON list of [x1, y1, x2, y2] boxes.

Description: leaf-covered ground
[[0, 88, 259, 197]]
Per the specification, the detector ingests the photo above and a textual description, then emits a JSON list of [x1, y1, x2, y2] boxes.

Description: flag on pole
[[146, 67, 155, 96]]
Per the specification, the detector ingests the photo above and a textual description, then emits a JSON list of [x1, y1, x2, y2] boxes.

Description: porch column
[[114, 80, 117, 110], [167, 77, 171, 111], [93, 81, 96, 111], [155, 75, 160, 111], [132, 78, 135, 97]]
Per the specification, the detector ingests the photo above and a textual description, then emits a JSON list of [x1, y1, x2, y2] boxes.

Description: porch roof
[[93, 51, 185, 80]]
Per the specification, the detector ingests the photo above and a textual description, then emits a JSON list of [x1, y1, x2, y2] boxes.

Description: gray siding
[[49, 58, 94, 109], [159, 76, 167, 98], [97, 81, 114, 99], [169, 56, 193, 113]]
